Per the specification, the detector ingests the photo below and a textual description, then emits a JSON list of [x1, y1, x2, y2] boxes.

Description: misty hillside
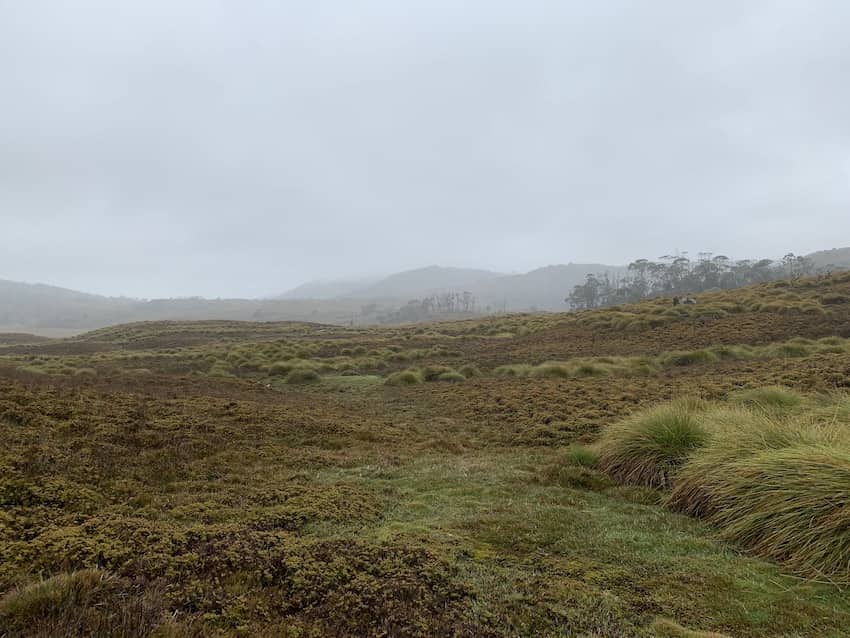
[[0, 279, 137, 331], [473, 264, 626, 311], [345, 266, 504, 299], [808, 247, 850, 270], [3, 248, 848, 335], [0, 280, 367, 335], [278, 264, 624, 311], [276, 277, 380, 300]]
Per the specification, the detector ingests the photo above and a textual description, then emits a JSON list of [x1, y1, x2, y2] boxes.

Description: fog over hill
[[278, 264, 627, 311], [4, 247, 847, 336], [807, 247, 850, 270]]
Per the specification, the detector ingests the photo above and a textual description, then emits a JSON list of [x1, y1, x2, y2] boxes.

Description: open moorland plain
[[2, 272, 850, 637]]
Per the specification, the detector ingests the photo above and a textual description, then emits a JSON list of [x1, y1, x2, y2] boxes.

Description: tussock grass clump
[[707, 344, 753, 361], [0, 569, 163, 637], [596, 399, 709, 488], [269, 358, 316, 376], [529, 362, 572, 379], [494, 364, 532, 378], [822, 293, 850, 305], [0, 570, 103, 623], [729, 386, 803, 412], [704, 444, 850, 578], [769, 342, 810, 358], [571, 362, 612, 378], [458, 364, 481, 378], [284, 367, 321, 384], [606, 392, 850, 581], [436, 371, 465, 383], [385, 369, 424, 386], [661, 349, 718, 366], [650, 617, 731, 637], [666, 408, 816, 517], [422, 365, 453, 381]]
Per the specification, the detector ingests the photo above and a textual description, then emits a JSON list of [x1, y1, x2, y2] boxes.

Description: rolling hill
[[3, 247, 848, 335]]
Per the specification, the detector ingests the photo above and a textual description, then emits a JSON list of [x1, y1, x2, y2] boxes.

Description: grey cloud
[[1, 1, 848, 297]]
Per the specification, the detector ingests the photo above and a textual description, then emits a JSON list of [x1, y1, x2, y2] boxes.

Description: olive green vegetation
[[596, 399, 710, 488], [2, 272, 850, 636], [596, 392, 850, 582]]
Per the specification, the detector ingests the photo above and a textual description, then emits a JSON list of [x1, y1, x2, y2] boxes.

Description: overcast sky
[[1, 1, 848, 298]]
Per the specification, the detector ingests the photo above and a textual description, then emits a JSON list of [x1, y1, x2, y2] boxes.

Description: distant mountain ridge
[[277, 277, 381, 300], [277, 263, 625, 311], [348, 266, 505, 299], [279, 266, 505, 300], [3, 247, 848, 334]]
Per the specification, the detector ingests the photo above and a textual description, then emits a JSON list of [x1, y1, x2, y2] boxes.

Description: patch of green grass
[[565, 444, 598, 468]]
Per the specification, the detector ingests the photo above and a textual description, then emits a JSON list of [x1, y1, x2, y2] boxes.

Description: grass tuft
[[661, 350, 718, 366], [385, 369, 424, 386], [729, 386, 803, 412], [596, 399, 709, 488]]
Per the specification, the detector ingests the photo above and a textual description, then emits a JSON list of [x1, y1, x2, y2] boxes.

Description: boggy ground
[[1, 273, 850, 637]]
